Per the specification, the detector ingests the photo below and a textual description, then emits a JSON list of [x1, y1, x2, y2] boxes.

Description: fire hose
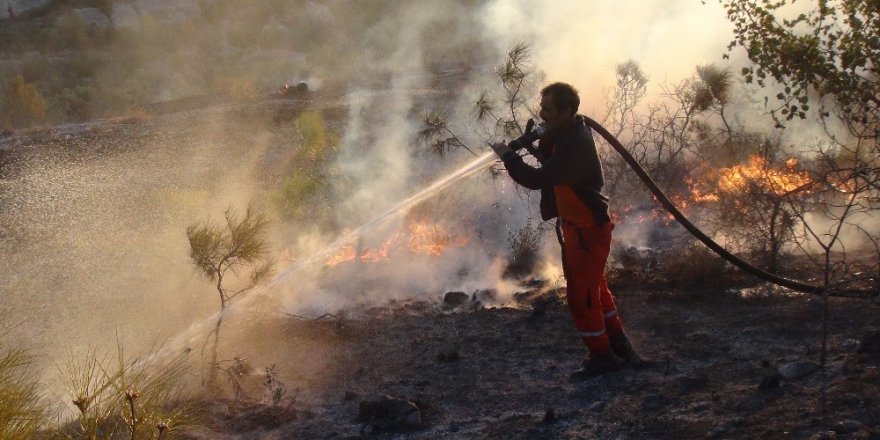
[[512, 117, 823, 295]]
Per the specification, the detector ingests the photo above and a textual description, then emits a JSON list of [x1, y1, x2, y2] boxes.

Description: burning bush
[[689, 140, 811, 273]]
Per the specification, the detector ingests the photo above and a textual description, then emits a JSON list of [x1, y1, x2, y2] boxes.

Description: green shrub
[[295, 110, 337, 161], [270, 172, 324, 220], [2, 75, 47, 128]]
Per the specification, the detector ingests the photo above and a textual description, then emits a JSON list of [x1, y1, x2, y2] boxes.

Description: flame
[[325, 244, 357, 266], [715, 155, 810, 195], [692, 155, 811, 202], [360, 233, 399, 263], [324, 221, 468, 266], [407, 221, 468, 256]]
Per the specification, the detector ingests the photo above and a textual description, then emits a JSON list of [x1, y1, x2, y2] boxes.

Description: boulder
[[356, 395, 422, 432], [278, 82, 309, 98], [833, 419, 866, 434], [442, 291, 468, 309], [778, 360, 819, 380], [841, 338, 861, 352], [472, 288, 497, 303]]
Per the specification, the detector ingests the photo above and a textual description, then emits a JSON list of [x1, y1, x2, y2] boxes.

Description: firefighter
[[490, 82, 643, 380]]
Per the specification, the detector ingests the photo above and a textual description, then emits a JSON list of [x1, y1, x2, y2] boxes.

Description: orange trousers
[[558, 219, 624, 355]]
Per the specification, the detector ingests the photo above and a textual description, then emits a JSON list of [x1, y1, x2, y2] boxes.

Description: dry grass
[[54, 339, 200, 439], [0, 345, 45, 440]]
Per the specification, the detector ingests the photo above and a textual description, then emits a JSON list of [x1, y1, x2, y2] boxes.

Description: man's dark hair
[[541, 82, 580, 115]]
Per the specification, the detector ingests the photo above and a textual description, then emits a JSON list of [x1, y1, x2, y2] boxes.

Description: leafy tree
[[186, 205, 274, 388], [418, 42, 541, 158], [603, 60, 648, 138], [722, 0, 878, 138]]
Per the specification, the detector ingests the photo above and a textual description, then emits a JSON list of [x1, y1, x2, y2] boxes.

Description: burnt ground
[[195, 283, 880, 440]]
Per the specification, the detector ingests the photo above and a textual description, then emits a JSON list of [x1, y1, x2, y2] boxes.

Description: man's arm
[[499, 147, 574, 190]]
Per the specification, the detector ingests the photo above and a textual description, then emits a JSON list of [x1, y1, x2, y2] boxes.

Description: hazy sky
[[482, 0, 736, 110]]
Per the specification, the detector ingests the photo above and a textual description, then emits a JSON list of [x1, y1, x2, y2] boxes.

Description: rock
[[841, 338, 861, 352], [833, 419, 866, 434], [778, 360, 819, 380], [472, 289, 497, 303], [542, 407, 556, 424], [278, 82, 309, 98], [857, 330, 880, 354], [442, 291, 468, 309], [356, 395, 422, 432]]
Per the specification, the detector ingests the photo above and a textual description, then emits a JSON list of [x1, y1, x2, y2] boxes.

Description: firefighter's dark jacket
[[500, 115, 611, 226]]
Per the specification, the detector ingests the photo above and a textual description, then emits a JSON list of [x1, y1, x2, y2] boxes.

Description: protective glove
[[490, 141, 512, 158]]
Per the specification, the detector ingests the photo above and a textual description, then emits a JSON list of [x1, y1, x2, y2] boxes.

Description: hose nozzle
[[508, 118, 546, 152]]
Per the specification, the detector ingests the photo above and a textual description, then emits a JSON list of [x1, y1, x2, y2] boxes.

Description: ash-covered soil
[[195, 285, 880, 440]]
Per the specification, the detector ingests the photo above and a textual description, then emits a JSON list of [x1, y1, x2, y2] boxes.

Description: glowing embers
[[324, 220, 468, 267]]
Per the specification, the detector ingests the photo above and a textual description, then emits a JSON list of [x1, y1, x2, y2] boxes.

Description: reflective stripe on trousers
[[557, 218, 625, 355]]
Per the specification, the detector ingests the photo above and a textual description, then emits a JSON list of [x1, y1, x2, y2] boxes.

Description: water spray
[[162, 114, 824, 361]]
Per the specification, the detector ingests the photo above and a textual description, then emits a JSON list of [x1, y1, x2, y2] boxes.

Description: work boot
[[609, 332, 646, 366], [569, 352, 625, 382]]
